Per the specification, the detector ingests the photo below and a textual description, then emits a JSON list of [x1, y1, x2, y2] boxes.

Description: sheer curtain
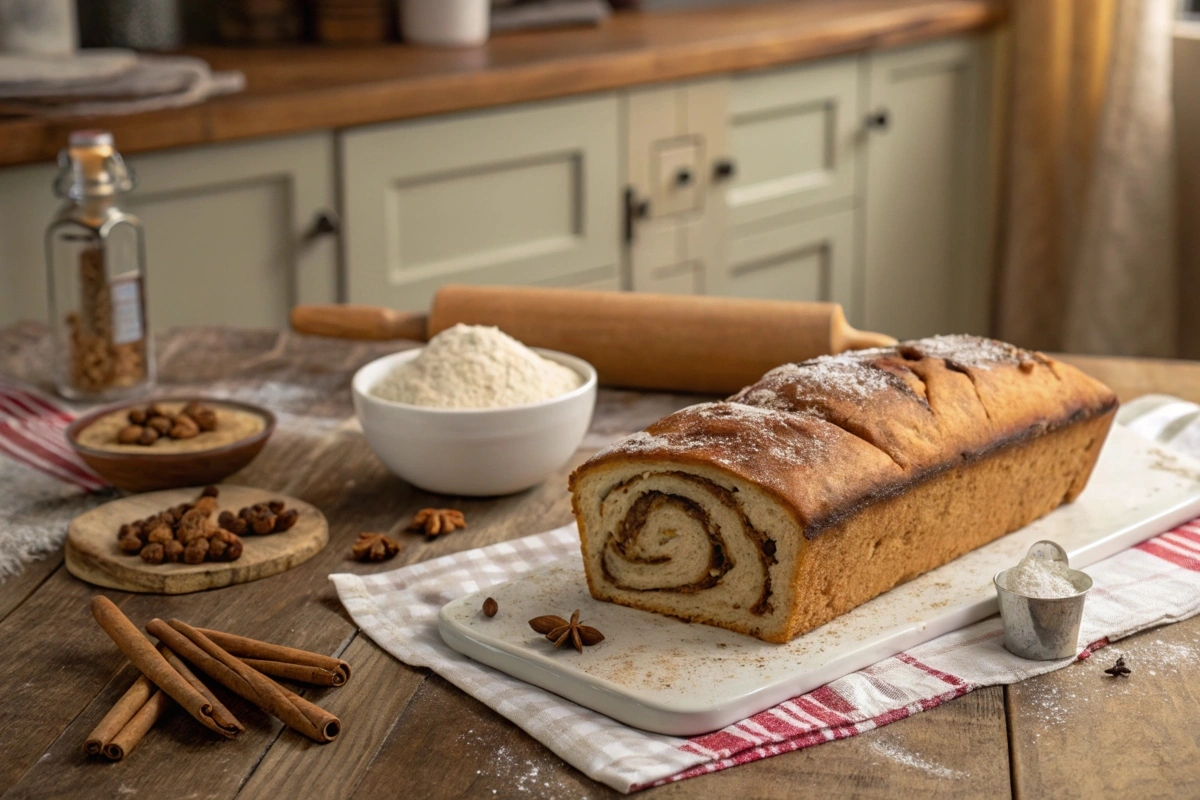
[[994, 0, 1176, 357]]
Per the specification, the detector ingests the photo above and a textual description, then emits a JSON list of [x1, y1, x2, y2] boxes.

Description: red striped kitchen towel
[[0, 376, 106, 492], [330, 518, 1200, 793]]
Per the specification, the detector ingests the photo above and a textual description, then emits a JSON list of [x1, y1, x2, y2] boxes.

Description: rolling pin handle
[[290, 305, 428, 342], [839, 325, 898, 352]]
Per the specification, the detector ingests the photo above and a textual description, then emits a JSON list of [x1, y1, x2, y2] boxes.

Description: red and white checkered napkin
[[329, 518, 1200, 793], [0, 376, 105, 492]]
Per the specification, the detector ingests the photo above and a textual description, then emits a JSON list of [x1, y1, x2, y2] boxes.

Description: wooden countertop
[[0, 324, 1198, 798], [0, 0, 1004, 169]]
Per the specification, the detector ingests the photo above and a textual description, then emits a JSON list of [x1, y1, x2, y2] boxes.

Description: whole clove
[[1103, 655, 1131, 677]]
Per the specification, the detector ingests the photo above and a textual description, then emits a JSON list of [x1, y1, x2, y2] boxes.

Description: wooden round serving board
[[66, 485, 328, 595]]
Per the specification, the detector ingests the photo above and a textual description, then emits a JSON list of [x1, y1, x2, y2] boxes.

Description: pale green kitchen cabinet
[[339, 95, 621, 311], [0, 133, 339, 330], [718, 56, 861, 313], [860, 37, 996, 340], [719, 209, 856, 307], [624, 79, 730, 295], [713, 37, 994, 337]]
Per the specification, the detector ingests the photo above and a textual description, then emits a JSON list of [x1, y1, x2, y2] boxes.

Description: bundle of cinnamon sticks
[[87, 596, 351, 761]]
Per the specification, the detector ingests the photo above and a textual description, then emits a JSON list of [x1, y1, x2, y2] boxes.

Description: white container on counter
[[400, 0, 489, 46]]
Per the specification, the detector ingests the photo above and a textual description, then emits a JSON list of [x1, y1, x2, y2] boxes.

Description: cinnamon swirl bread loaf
[[569, 336, 1117, 643]]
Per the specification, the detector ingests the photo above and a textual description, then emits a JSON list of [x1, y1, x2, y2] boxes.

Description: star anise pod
[[528, 609, 604, 653], [408, 508, 467, 538], [1103, 655, 1131, 677], [351, 532, 402, 562]]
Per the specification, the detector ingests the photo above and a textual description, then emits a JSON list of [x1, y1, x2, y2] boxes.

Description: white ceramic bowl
[[352, 347, 597, 496]]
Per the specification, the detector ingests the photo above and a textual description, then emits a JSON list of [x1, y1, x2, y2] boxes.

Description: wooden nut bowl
[[66, 397, 276, 493]]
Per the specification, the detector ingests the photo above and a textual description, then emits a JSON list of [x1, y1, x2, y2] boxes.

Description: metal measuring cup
[[993, 540, 1093, 660]]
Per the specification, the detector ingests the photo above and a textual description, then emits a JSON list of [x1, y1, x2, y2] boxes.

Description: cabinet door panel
[[342, 96, 619, 310], [727, 58, 859, 227], [721, 209, 855, 305], [0, 161, 58, 326], [625, 79, 729, 296], [862, 38, 993, 339], [0, 133, 337, 329]]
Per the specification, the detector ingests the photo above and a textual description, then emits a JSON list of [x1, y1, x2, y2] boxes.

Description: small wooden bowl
[[66, 398, 276, 493]]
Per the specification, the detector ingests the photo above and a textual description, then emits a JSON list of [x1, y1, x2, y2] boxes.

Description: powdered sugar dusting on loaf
[[595, 334, 1031, 469], [909, 334, 1026, 369], [596, 402, 828, 470], [729, 353, 905, 416]]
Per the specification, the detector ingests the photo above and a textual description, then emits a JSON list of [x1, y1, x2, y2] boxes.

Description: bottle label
[[110, 277, 144, 345]]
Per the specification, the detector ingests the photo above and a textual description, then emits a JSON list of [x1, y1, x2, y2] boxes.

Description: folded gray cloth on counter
[[0, 54, 244, 117]]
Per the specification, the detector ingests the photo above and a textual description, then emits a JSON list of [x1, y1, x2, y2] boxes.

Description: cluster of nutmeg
[[116, 402, 218, 446], [217, 501, 299, 537], [118, 486, 243, 565]]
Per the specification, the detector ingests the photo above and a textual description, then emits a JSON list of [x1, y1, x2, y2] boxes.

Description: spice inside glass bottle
[[45, 131, 153, 400]]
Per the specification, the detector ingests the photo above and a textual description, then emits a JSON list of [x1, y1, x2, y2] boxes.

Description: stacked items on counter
[[88, 596, 348, 761], [0, 50, 244, 117]]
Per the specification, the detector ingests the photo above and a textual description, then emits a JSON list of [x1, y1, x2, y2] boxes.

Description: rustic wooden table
[[1, 327, 1198, 799]]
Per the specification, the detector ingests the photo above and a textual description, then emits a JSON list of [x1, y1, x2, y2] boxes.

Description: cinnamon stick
[[84, 675, 154, 756], [146, 618, 339, 743], [239, 658, 344, 687], [195, 628, 351, 687], [90, 597, 241, 739], [158, 645, 243, 736], [104, 690, 171, 761]]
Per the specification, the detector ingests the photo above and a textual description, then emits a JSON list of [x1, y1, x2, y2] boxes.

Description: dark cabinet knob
[[674, 167, 693, 187], [624, 187, 650, 244], [305, 209, 341, 241], [713, 159, 736, 181], [864, 109, 890, 131]]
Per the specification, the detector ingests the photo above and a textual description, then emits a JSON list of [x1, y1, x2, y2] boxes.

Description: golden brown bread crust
[[570, 335, 1118, 538], [775, 407, 1114, 642]]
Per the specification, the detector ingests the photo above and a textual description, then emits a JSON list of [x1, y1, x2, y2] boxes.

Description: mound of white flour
[[370, 324, 583, 409], [1004, 553, 1079, 598]]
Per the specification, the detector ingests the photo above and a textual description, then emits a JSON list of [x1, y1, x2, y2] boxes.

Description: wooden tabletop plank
[[0, 554, 62, 625], [1006, 614, 1200, 800], [0, 0, 1003, 168], [0, 568, 130, 792], [237, 634, 426, 800], [348, 672, 622, 799]]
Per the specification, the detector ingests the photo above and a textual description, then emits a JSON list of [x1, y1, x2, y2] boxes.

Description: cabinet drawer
[[727, 57, 860, 227], [716, 209, 856, 309], [341, 96, 620, 311]]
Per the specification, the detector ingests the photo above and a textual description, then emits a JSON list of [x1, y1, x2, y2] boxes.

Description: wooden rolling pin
[[290, 285, 896, 394]]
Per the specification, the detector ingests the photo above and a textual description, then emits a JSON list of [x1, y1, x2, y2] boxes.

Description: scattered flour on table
[[370, 324, 583, 409], [867, 739, 968, 780], [1003, 553, 1079, 598], [458, 728, 591, 799]]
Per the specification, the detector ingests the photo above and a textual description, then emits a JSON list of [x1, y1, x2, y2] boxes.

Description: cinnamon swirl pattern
[[599, 472, 776, 615]]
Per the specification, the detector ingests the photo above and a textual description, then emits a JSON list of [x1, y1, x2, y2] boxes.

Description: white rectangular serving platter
[[438, 426, 1200, 735]]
